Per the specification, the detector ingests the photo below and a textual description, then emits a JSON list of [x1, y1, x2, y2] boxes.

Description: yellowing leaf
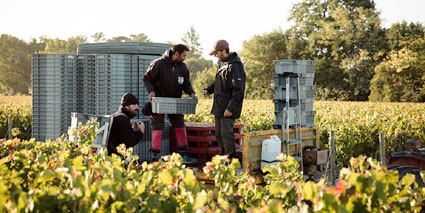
[[184, 169, 196, 189], [193, 191, 208, 210], [159, 170, 173, 185], [39, 170, 56, 182]]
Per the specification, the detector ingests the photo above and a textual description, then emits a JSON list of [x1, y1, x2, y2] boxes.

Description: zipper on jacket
[[172, 65, 176, 94]]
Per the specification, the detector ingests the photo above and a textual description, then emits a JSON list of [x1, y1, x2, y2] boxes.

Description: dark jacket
[[143, 49, 195, 98], [107, 111, 143, 156], [206, 52, 246, 119]]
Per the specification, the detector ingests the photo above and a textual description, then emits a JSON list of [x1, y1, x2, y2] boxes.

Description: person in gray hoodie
[[204, 40, 246, 158]]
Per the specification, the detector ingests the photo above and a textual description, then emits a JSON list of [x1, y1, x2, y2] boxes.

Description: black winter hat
[[121, 92, 139, 107]]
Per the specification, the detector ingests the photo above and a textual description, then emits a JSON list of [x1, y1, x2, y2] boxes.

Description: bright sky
[[1, 0, 424, 60]]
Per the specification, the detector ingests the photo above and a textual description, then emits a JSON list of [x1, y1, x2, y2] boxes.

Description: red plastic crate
[[169, 122, 243, 163]]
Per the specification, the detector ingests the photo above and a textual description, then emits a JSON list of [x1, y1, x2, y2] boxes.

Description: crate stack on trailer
[[32, 42, 171, 160], [273, 60, 316, 128]]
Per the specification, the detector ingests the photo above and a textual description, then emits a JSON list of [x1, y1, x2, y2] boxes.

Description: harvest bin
[[151, 97, 198, 114]]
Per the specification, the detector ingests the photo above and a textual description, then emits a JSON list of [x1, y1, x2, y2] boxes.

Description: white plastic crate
[[272, 74, 315, 86], [274, 111, 316, 126], [275, 85, 316, 99], [151, 97, 198, 114], [274, 60, 316, 74]]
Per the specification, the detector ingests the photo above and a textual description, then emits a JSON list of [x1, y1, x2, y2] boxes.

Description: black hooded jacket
[[206, 52, 246, 119], [107, 108, 143, 156], [143, 49, 195, 98]]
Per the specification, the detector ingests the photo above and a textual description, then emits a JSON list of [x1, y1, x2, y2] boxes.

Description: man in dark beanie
[[107, 92, 145, 156], [143, 44, 197, 163]]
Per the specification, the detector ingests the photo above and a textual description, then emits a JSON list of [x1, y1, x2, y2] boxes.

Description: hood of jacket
[[161, 49, 183, 65], [219, 52, 243, 67]]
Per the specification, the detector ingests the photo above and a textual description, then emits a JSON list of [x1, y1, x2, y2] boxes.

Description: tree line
[[1, 0, 424, 102]]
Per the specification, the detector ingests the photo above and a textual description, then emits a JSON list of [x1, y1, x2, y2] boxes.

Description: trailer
[[197, 126, 321, 184]]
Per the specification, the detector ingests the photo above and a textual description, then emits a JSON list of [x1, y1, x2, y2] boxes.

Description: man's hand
[[130, 120, 136, 131], [191, 93, 198, 100], [137, 121, 145, 134], [224, 109, 232, 117], [203, 89, 210, 97], [149, 91, 155, 101]]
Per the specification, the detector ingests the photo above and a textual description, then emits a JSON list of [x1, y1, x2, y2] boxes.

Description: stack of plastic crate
[[136, 55, 158, 120], [273, 60, 316, 128], [77, 42, 170, 55], [32, 54, 78, 141], [32, 42, 170, 160], [76, 55, 96, 115], [93, 54, 129, 116]]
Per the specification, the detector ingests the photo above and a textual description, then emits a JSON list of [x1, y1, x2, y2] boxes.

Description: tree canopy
[[1, 0, 424, 101], [286, 0, 387, 100]]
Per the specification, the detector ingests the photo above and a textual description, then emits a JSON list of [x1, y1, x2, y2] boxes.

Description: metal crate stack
[[273, 60, 316, 128], [32, 54, 78, 141]]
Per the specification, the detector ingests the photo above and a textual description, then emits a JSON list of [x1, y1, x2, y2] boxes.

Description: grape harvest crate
[[169, 122, 243, 163], [151, 97, 198, 114]]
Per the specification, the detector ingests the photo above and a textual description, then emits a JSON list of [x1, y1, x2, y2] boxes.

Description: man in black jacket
[[204, 40, 246, 157], [107, 92, 145, 156], [143, 44, 197, 163]]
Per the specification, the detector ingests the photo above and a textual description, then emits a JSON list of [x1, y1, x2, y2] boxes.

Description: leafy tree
[[104, 33, 151, 43], [285, 29, 311, 60], [91, 32, 106, 43], [288, 0, 387, 100], [180, 26, 213, 74], [0, 34, 32, 95], [186, 58, 213, 77], [191, 66, 216, 99], [106, 36, 131, 43], [181, 26, 202, 58], [369, 22, 425, 102], [41, 35, 88, 54], [239, 29, 289, 99], [386, 21, 425, 52], [130, 33, 151, 42]]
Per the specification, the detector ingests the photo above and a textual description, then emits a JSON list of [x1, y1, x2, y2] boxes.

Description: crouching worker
[[107, 92, 145, 156]]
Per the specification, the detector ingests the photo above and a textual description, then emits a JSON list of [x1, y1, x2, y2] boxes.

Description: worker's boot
[[149, 148, 161, 162], [178, 146, 197, 163], [150, 130, 162, 162], [175, 127, 197, 163]]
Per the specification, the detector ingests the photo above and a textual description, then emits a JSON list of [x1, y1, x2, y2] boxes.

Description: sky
[[1, 0, 424, 60]]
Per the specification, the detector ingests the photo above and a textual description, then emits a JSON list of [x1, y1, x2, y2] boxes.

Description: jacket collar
[[219, 52, 241, 66], [162, 49, 182, 65]]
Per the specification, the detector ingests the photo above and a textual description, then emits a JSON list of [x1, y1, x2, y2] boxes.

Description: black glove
[[142, 102, 152, 116]]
